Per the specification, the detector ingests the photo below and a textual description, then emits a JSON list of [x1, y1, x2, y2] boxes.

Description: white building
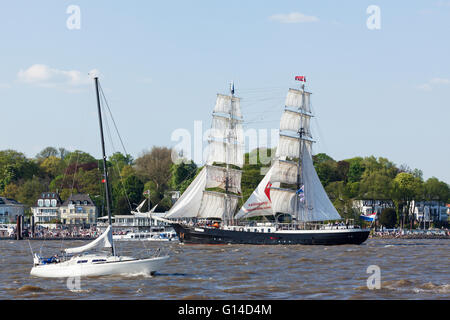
[[0, 197, 25, 224], [353, 200, 394, 216], [60, 194, 97, 225], [31, 192, 62, 224], [409, 200, 448, 223]]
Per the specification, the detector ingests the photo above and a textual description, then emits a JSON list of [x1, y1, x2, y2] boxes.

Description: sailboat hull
[[30, 255, 170, 278], [172, 224, 370, 245]]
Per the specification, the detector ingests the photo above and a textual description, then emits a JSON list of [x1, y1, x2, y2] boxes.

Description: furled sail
[[206, 165, 242, 194], [197, 191, 240, 219], [65, 225, 113, 254], [301, 148, 342, 221], [164, 167, 207, 218]]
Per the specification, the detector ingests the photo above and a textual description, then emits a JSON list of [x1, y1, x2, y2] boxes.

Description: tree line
[[0, 147, 449, 228]]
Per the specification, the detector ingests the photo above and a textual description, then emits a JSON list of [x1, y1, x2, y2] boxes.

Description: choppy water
[[0, 239, 448, 300]]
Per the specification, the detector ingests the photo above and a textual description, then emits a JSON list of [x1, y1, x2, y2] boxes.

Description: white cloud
[[269, 12, 319, 24], [436, 1, 450, 7], [17, 64, 91, 89], [417, 77, 450, 91], [429, 77, 450, 85]]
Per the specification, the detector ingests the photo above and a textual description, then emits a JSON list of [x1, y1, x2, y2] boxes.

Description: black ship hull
[[172, 223, 370, 245]]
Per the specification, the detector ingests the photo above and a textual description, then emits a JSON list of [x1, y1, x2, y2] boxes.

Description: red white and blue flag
[[360, 212, 377, 222], [295, 76, 306, 82]]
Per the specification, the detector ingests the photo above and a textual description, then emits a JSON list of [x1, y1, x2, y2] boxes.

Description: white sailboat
[[30, 76, 169, 278]]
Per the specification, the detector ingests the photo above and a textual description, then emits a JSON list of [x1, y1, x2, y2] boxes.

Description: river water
[[0, 239, 448, 300]]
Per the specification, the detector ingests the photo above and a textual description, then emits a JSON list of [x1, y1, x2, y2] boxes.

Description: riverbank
[[370, 231, 450, 240]]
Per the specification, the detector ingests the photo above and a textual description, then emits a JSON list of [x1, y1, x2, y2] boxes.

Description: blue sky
[[1, 1, 449, 183]]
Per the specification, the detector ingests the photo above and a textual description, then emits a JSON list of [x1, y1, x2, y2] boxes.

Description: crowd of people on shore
[[370, 228, 450, 239], [1, 225, 99, 239], [31, 227, 98, 238]]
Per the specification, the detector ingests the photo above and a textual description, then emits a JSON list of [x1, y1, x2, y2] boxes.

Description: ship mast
[[224, 81, 235, 225], [94, 76, 115, 256], [297, 82, 306, 223]]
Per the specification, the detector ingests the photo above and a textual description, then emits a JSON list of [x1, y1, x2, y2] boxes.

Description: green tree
[[16, 176, 47, 210], [112, 174, 144, 214], [379, 208, 397, 228], [346, 157, 365, 183], [170, 160, 198, 193], [135, 146, 172, 194], [359, 171, 393, 201], [0, 150, 39, 192], [39, 156, 64, 178], [422, 177, 450, 222], [35, 147, 59, 161], [64, 150, 97, 167], [109, 152, 134, 173], [391, 172, 423, 229], [315, 159, 340, 187]]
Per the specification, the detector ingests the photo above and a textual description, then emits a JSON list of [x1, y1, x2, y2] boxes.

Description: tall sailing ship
[[162, 79, 370, 245], [164, 83, 243, 224]]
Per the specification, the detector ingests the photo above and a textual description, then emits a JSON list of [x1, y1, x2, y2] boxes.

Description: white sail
[[285, 88, 311, 113], [301, 148, 341, 221], [65, 226, 113, 254], [271, 160, 298, 185], [276, 134, 300, 159], [214, 94, 242, 119], [134, 199, 147, 213], [210, 115, 244, 144], [276, 134, 313, 159], [235, 166, 275, 219], [280, 110, 312, 138], [207, 140, 244, 168], [280, 110, 302, 133], [197, 191, 240, 219], [164, 167, 207, 218], [270, 188, 297, 215], [206, 165, 242, 194]]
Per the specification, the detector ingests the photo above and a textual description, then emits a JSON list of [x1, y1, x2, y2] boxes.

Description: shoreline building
[[353, 200, 394, 216], [0, 197, 25, 224], [60, 194, 97, 226], [409, 200, 449, 223], [31, 192, 62, 224]]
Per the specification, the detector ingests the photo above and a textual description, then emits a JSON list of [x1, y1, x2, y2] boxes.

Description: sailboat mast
[[94, 76, 115, 256]]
